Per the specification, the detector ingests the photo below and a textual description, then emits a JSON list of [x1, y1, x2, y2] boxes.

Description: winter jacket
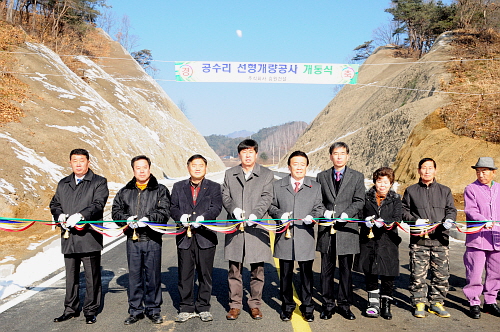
[[402, 180, 457, 246], [50, 169, 109, 255], [464, 180, 500, 251], [112, 174, 171, 244], [355, 187, 402, 276]]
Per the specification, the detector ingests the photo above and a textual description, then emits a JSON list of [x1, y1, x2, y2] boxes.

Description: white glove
[[375, 218, 385, 228], [324, 210, 334, 219], [58, 214, 69, 230], [303, 215, 314, 225], [180, 214, 190, 227], [281, 212, 290, 221], [415, 218, 427, 225], [485, 221, 493, 229], [442, 219, 454, 230], [340, 212, 348, 220], [128, 221, 138, 229], [127, 215, 137, 221], [191, 215, 204, 228], [66, 213, 83, 227], [137, 217, 148, 227], [233, 208, 244, 220], [412, 218, 428, 234], [246, 213, 257, 226], [365, 215, 375, 228]]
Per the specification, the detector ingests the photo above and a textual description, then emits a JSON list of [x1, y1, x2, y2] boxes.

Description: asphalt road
[[1, 213, 499, 331]]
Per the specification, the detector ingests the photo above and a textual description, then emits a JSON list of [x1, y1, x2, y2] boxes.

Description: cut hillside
[[283, 33, 455, 178], [0, 28, 224, 223]]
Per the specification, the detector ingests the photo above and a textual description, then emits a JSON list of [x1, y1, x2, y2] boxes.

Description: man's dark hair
[[131, 155, 151, 169], [288, 151, 309, 166], [70, 148, 89, 160], [328, 141, 349, 155], [373, 167, 395, 184], [187, 154, 207, 165], [237, 139, 259, 153], [418, 157, 436, 169]]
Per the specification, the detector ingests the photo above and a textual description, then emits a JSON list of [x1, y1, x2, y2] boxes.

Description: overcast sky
[[104, 0, 395, 136]]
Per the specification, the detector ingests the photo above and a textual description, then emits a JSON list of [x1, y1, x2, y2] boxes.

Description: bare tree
[[115, 14, 139, 52], [96, 8, 117, 35], [373, 20, 403, 47]]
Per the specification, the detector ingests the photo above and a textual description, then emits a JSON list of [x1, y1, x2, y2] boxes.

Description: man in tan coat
[[222, 139, 274, 320]]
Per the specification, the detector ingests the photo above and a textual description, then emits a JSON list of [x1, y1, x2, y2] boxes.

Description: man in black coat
[[50, 148, 109, 325], [316, 142, 365, 321], [112, 155, 171, 325], [170, 154, 222, 323]]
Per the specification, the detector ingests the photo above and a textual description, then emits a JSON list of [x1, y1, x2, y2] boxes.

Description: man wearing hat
[[463, 157, 500, 319]]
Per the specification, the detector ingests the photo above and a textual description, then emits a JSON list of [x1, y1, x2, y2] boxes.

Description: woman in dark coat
[[355, 167, 402, 320]]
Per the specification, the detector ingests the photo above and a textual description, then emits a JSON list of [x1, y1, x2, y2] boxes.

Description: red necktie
[[335, 171, 341, 182], [294, 182, 300, 193]]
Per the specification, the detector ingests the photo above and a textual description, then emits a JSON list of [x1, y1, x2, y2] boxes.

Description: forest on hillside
[[205, 121, 308, 163]]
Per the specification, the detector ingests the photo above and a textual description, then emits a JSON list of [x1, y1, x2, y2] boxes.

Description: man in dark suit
[[316, 142, 365, 320], [50, 148, 109, 325], [170, 154, 223, 323], [269, 151, 325, 322], [112, 155, 171, 325]]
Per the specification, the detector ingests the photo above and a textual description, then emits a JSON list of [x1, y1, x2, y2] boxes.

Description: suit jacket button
[[193, 211, 196, 215]]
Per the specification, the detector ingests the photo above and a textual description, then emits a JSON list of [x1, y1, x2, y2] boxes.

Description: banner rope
[[0, 217, 495, 236]]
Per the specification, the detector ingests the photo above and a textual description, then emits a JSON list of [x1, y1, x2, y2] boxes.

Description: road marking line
[[270, 232, 312, 332]]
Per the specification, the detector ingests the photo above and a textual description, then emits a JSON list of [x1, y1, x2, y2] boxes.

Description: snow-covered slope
[[0, 31, 224, 219]]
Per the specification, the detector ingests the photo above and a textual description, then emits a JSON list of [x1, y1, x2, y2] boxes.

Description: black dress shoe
[[483, 303, 500, 317], [338, 307, 356, 320], [469, 305, 481, 319], [280, 311, 292, 321], [302, 312, 314, 322], [124, 313, 145, 325], [320, 308, 335, 320], [53, 313, 79, 322], [147, 313, 163, 324], [85, 315, 97, 324]]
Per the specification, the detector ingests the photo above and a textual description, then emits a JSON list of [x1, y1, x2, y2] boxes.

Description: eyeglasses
[[476, 169, 492, 174]]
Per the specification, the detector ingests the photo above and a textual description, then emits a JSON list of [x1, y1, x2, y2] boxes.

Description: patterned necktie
[[77, 178, 82, 185], [335, 171, 341, 182], [294, 182, 300, 193]]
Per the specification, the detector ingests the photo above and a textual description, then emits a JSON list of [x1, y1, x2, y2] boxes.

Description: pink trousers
[[463, 247, 500, 306]]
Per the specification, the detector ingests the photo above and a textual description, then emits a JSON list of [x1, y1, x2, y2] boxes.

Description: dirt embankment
[[284, 33, 456, 179]]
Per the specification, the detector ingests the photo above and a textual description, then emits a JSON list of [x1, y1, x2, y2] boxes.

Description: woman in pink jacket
[[463, 157, 500, 319]]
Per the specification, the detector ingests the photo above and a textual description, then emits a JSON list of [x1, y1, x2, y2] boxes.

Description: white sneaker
[[199, 311, 213, 322], [175, 312, 198, 323]]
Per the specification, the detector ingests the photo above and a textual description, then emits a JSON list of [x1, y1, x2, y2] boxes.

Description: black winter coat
[[112, 174, 171, 244], [354, 187, 402, 276], [170, 178, 223, 249], [50, 169, 109, 255], [402, 180, 457, 246]]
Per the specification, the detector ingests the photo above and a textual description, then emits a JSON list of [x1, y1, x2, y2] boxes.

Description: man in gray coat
[[50, 148, 109, 325], [316, 142, 365, 320], [222, 139, 274, 320], [269, 151, 325, 322]]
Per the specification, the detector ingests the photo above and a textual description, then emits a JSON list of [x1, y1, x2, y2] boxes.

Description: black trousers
[[366, 274, 395, 297], [63, 251, 101, 316], [177, 241, 216, 313], [320, 249, 354, 310], [279, 259, 314, 314], [126, 240, 163, 316]]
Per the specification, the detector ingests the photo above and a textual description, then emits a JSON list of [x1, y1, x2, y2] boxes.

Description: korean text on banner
[[175, 61, 359, 84]]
